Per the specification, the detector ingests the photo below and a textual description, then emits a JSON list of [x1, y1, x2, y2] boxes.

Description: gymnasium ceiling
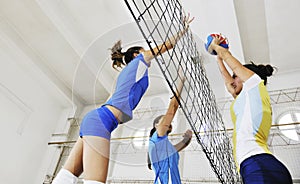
[[1, 0, 299, 106]]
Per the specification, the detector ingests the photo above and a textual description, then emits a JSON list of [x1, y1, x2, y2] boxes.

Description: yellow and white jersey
[[230, 74, 272, 169]]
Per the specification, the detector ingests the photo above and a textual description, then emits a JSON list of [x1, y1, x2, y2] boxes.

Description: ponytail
[[147, 114, 164, 170], [244, 62, 275, 85], [110, 40, 143, 70], [110, 40, 125, 70], [149, 127, 156, 138]]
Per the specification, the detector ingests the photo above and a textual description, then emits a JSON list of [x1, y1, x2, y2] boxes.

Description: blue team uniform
[[80, 53, 150, 140], [105, 53, 150, 123], [149, 131, 181, 184]]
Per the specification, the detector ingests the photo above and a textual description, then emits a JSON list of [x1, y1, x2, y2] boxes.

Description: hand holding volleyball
[[205, 33, 229, 55]]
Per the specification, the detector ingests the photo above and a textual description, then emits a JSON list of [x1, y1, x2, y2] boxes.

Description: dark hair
[[149, 115, 164, 138], [124, 47, 143, 64], [110, 40, 143, 69], [243, 62, 274, 85]]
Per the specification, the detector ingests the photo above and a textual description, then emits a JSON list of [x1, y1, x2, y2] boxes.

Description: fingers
[[219, 34, 226, 43], [213, 33, 227, 44], [188, 16, 195, 25], [186, 12, 190, 20], [182, 12, 194, 28], [183, 129, 193, 137], [187, 13, 195, 24], [213, 35, 221, 42], [211, 35, 223, 46], [186, 129, 192, 133]]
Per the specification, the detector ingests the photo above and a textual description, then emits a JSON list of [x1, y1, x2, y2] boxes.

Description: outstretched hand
[[183, 129, 193, 140], [182, 12, 195, 29], [212, 34, 227, 46], [147, 13, 194, 62]]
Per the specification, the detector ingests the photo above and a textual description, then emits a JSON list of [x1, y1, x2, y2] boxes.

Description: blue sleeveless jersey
[[149, 131, 181, 184], [105, 53, 149, 123]]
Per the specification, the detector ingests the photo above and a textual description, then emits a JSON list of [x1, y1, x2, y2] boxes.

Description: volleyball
[[205, 33, 229, 55]]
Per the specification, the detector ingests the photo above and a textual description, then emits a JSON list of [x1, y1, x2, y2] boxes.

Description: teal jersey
[[149, 131, 181, 184]]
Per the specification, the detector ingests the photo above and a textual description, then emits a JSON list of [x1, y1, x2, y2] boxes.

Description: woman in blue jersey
[[147, 77, 192, 184], [52, 15, 194, 184], [207, 34, 292, 184]]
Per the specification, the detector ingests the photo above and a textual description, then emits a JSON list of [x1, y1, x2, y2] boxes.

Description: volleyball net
[[124, 0, 241, 183]]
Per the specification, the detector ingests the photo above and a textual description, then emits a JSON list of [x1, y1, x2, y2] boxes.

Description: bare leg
[[52, 138, 83, 184], [82, 136, 110, 182], [63, 137, 84, 177]]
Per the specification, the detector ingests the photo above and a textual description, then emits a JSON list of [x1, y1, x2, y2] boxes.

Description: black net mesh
[[124, 0, 241, 183]]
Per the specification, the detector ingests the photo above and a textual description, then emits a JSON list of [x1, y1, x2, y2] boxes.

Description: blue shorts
[[240, 153, 292, 184], [79, 106, 118, 140]]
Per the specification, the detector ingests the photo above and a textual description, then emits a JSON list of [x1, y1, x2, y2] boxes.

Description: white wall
[[0, 27, 75, 184]]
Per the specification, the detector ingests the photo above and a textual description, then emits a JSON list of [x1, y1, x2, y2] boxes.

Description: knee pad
[[52, 168, 78, 184], [83, 180, 105, 184]]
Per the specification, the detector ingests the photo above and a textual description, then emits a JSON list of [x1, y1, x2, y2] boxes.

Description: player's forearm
[[217, 57, 232, 82], [215, 47, 253, 82], [155, 26, 189, 56], [174, 137, 191, 152]]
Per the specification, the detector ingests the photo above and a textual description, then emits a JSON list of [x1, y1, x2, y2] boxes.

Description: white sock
[[83, 180, 105, 184], [52, 168, 78, 184]]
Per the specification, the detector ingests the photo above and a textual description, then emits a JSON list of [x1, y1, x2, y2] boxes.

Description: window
[[132, 128, 150, 149], [277, 111, 300, 141]]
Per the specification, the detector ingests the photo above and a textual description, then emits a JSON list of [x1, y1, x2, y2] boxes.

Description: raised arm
[[143, 14, 194, 63], [174, 129, 192, 152], [156, 76, 185, 137], [216, 56, 236, 98], [209, 35, 254, 83]]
